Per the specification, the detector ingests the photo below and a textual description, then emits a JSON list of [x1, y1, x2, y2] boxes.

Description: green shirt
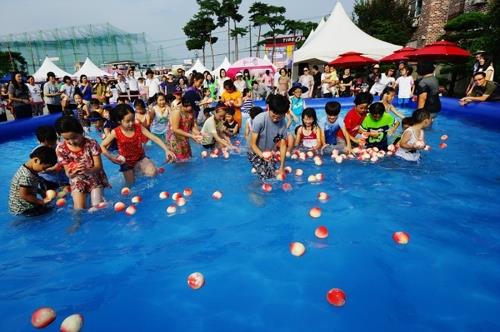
[[361, 112, 395, 149], [471, 81, 496, 98]]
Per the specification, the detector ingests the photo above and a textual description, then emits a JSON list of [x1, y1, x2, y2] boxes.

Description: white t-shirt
[[370, 73, 395, 95], [146, 77, 161, 98], [298, 75, 314, 98], [321, 73, 332, 94], [395, 76, 414, 99], [127, 76, 139, 91], [26, 83, 43, 103]]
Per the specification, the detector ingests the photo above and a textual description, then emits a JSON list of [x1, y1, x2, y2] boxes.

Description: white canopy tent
[[186, 59, 209, 76], [33, 57, 72, 82], [212, 57, 231, 77], [293, 1, 400, 63], [73, 57, 110, 79], [302, 17, 325, 48], [262, 54, 278, 71]]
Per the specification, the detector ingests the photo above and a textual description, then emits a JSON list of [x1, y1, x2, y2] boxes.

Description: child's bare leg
[[71, 191, 87, 210], [90, 187, 104, 207], [123, 170, 135, 185], [138, 158, 157, 177], [287, 134, 294, 153]]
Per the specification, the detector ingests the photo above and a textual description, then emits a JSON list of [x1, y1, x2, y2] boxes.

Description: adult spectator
[[26, 75, 44, 116], [183, 72, 204, 118], [145, 69, 161, 99], [161, 73, 177, 95], [8, 72, 32, 119], [368, 64, 381, 90], [298, 66, 314, 98], [78, 75, 92, 102], [176, 68, 188, 87], [221, 79, 243, 128], [321, 64, 335, 98], [370, 67, 395, 96], [339, 68, 354, 97], [466, 52, 495, 95], [260, 69, 274, 95], [311, 65, 322, 98], [460, 72, 500, 105], [217, 69, 230, 98], [416, 61, 441, 116], [93, 76, 108, 104], [60, 76, 79, 112], [126, 68, 140, 101], [116, 74, 130, 100], [276, 68, 291, 96], [43, 72, 62, 114], [234, 72, 247, 92]]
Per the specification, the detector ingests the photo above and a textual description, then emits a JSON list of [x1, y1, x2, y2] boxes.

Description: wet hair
[[325, 101, 341, 116], [181, 96, 192, 107], [411, 108, 431, 124], [354, 92, 373, 106], [417, 61, 435, 76], [165, 93, 176, 104], [249, 106, 263, 119], [156, 92, 166, 101], [190, 72, 204, 86], [402, 117, 413, 127], [113, 103, 135, 122], [266, 94, 290, 115], [90, 98, 101, 107], [36, 125, 57, 143], [134, 99, 146, 109], [223, 79, 235, 91], [242, 88, 251, 96], [301, 107, 319, 128], [30, 146, 57, 166], [213, 103, 228, 113], [369, 102, 385, 116], [55, 116, 84, 135], [88, 111, 104, 122], [381, 86, 396, 100]]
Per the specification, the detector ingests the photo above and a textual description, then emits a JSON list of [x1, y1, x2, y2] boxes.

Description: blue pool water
[[0, 104, 500, 331]]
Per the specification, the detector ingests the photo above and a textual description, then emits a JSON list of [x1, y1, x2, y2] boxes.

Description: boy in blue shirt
[[321, 101, 351, 154]]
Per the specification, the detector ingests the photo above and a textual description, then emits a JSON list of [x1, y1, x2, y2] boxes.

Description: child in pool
[[8, 146, 58, 216], [224, 108, 239, 136], [90, 98, 105, 117], [35, 126, 69, 191], [245, 106, 264, 142], [55, 116, 110, 210], [101, 104, 176, 185], [359, 102, 399, 151], [337, 92, 373, 149], [149, 93, 170, 141], [134, 99, 152, 130], [392, 117, 413, 146], [241, 88, 253, 115], [320, 101, 352, 154], [74, 93, 90, 131], [89, 111, 105, 133], [395, 108, 432, 161], [294, 108, 323, 151], [197, 88, 214, 127], [200, 104, 237, 151]]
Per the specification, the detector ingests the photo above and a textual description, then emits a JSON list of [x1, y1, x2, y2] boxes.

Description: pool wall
[[0, 97, 497, 143]]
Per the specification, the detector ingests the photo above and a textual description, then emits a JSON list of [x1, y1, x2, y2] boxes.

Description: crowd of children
[[8, 75, 434, 216]]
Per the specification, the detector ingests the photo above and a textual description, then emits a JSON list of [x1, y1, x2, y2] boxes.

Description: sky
[[0, 0, 356, 66]]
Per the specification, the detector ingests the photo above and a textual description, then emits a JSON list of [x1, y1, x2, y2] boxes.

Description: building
[[408, 0, 492, 47], [0, 23, 155, 74]]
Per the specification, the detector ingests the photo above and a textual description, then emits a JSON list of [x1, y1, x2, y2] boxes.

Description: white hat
[[235, 72, 243, 77]]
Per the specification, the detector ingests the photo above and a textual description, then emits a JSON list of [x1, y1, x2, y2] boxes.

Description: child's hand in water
[[165, 150, 177, 163], [192, 134, 203, 144]]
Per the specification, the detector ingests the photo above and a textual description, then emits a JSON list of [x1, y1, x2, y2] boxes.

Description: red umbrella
[[329, 51, 378, 68], [379, 47, 417, 63], [411, 41, 470, 62]]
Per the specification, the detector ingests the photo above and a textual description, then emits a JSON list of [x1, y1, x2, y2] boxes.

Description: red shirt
[[115, 123, 146, 166], [337, 107, 365, 141]]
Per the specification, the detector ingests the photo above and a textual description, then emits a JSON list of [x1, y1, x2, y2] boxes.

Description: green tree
[[197, 0, 222, 69], [284, 19, 318, 49], [0, 51, 27, 77], [353, 0, 412, 45], [183, 6, 219, 68], [219, 0, 245, 61], [263, 4, 286, 62], [248, 2, 269, 57]]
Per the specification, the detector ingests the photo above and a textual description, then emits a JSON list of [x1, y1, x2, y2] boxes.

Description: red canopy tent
[[411, 41, 470, 62], [329, 51, 378, 68], [379, 47, 417, 63]]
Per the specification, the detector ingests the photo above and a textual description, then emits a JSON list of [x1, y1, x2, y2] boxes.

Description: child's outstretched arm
[[100, 130, 122, 164], [140, 125, 176, 162], [314, 126, 323, 150], [19, 186, 52, 206], [294, 127, 302, 147]]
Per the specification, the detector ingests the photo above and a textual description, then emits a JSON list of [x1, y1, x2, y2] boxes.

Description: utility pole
[[249, 23, 252, 57]]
